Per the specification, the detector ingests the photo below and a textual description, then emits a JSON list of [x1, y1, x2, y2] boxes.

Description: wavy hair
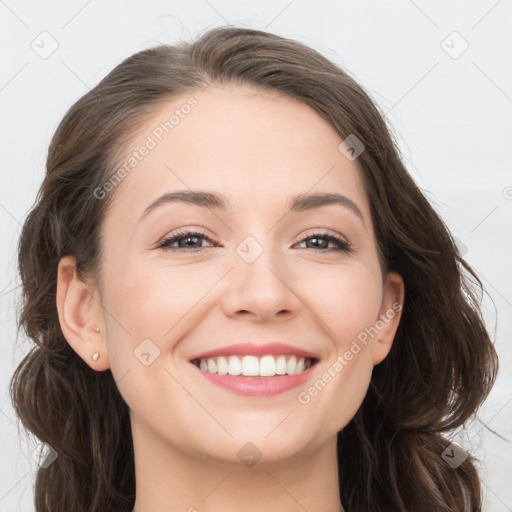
[[10, 26, 498, 511]]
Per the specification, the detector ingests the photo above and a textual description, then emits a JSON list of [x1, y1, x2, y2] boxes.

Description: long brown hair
[[10, 26, 498, 511]]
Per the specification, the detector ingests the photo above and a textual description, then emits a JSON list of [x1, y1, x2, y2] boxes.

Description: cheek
[[303, 263, 383, 345], [98, 259, 207, 417], [294, 265, 380, 431], [100, 257, 216, 358]]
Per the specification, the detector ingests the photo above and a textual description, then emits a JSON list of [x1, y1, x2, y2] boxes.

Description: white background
[[0, 1, 511, 510]]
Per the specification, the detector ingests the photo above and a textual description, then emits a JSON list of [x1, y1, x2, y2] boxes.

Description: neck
[[130, 419, 344, 512]]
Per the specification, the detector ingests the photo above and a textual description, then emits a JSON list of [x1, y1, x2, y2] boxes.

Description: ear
[[371, 271, 404, 366], [56, 255, 110, 371]]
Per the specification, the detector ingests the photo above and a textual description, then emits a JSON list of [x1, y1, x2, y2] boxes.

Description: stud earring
[[92, 352, 100, 362]]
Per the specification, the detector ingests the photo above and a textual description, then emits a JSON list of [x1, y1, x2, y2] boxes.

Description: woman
[[10, 26, 498, 511]]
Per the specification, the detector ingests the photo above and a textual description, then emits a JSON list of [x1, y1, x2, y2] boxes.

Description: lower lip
[[190, 362, 317, 397]]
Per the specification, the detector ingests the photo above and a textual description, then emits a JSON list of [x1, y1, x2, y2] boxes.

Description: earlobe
[[56, 255, 110, 371], [372, 272, 404, 366]]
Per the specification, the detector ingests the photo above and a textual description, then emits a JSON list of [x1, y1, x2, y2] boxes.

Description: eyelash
[[157, 229, 353, 254]]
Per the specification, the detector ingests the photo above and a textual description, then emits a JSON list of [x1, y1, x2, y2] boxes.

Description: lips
[[188, 342, 320, 362], [188, 342, 321, 397]]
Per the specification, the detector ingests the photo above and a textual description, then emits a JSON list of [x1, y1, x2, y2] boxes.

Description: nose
[[220, 235, 300, 323]]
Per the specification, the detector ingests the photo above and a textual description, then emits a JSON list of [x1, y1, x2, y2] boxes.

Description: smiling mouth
[[190, 354, 319, 377]]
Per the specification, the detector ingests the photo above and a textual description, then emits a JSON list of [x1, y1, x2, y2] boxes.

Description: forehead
[[106, 83, 370, 222]]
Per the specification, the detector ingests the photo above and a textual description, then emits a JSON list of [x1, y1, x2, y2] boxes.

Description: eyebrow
[[138, 190, 365, 225]]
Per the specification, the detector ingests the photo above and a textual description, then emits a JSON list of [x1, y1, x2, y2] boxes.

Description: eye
[[158, 229, 216, 252], [158, 229, 352, 253], [295, 230, 353, 253]]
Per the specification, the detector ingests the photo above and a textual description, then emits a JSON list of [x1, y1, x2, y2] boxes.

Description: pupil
[[183, 236, 199, 247], [309, 238, 326, 249]]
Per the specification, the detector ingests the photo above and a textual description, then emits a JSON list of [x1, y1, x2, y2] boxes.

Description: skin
[[56, 83, 404, 512]]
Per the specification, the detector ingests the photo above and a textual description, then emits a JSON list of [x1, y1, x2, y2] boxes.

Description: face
[[59, 83, 403, 466]]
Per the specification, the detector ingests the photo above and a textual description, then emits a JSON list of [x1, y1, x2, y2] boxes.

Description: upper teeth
[[196, 355, 313, 377]]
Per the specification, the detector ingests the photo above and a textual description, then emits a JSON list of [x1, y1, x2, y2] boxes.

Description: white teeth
[[286, 356, 296, 375], [195, 354, 314, 377], [259, 355, 276, 376], [276, 355, 287, 375], [241, 355, 259, 376], [207, 359, 217, 374], [228, 355, 242, 375], [217, 356, 229, 375]]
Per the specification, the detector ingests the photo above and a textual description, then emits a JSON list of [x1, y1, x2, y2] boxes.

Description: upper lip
[[189, 342, 319, 362]]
